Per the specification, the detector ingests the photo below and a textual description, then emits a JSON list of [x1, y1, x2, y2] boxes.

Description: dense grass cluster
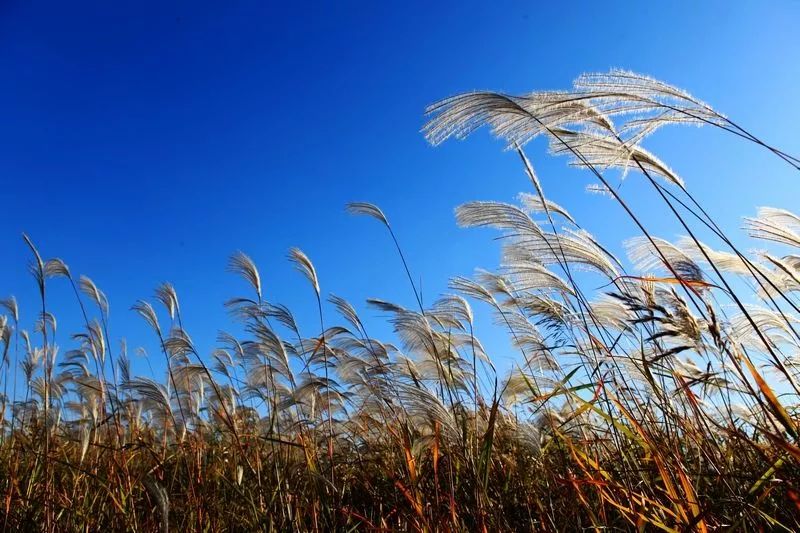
[[2, 70, 800, 531]]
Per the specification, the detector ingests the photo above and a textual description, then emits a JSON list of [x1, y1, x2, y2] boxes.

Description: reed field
[[2, 70, 800, 531]]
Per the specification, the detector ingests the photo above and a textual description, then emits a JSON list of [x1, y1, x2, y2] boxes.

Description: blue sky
[[1, 2, 799, 384]]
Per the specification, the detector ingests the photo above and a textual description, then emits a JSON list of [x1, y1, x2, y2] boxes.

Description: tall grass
[[1, 70, 800, 531]]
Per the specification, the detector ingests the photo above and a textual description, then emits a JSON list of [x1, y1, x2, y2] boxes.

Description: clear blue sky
[[1, 2, 799, 383]]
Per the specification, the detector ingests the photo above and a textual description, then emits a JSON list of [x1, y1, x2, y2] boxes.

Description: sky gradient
[[1, 2, 799, 382]]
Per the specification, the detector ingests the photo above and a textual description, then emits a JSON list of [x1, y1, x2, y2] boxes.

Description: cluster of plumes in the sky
[[1, 70, 800, 531]]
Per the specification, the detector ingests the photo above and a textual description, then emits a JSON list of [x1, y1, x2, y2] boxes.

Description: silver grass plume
[[625, 236, 704, 283], [79, 275, 109, 317], [132, 301, 161, 337], [676, 236, 752, 275], [517, 192, 576, 225], [154, 283, 180, 320], [289, 248, 320, 295], [345, 201, 389, 227], [573, 69, 723, 124], [228, 252, 262, 302], [546, 127, 684, 188], [328, 294, 365, 333], [744, 207, 800, 248], [424, 90, 615, 148], [0, 296, 19, 323]]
